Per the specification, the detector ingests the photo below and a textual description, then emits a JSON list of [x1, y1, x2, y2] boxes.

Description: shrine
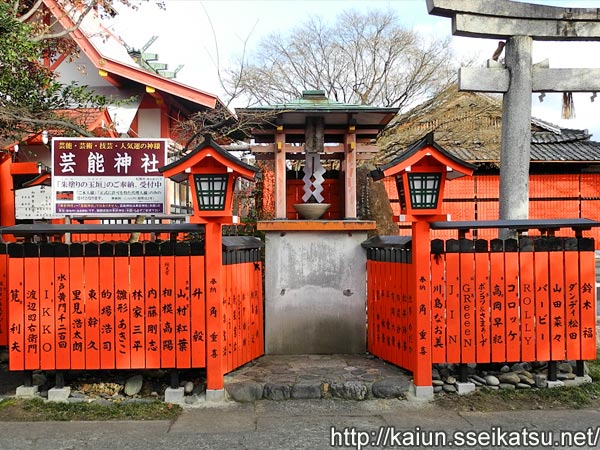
[[237, 91, 399, 354]]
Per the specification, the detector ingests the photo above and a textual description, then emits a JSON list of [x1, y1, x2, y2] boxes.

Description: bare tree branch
[[171, 105, 278, 151], [30, 1, 95, 42], [16, 0, 44, 22], [223, 8, 457, 110], [4, 114, 94, 137]]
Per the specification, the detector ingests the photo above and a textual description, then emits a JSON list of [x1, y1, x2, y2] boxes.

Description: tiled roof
[[527, 118, 599, 163], [531, 140, 600, 162], [438, 131, 600, 163], [239, 90, 399, 113], [42, 0, 219, 109], [380, 86, 600, 164]]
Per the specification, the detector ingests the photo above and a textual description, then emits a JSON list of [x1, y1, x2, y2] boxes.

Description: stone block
[[264, 230, 368, 354], [330, 381, 368, 400], [225, 381, 263, 402], [184, 394, 202, 405], [15, 385, 38, 398], [456, 382, 476, 395], [205, 389, 225, 402], [291, 381, 322, 399], [409, 384, 433, 400], [577, 375, 592, 384], [546, 380, 565, 389], [164, 387, 185, 404], [263, 383, 291, 401], [563, 375, 592, 388], [372, 377, 410, 398], [48, 387, 71, 402]]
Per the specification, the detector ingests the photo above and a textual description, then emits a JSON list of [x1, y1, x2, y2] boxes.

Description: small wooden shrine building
[[237, 91, 399, 354], [237, 90, 398, 220]]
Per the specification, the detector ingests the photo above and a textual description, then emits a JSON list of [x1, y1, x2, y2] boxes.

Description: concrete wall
[[264, 230, 367, 354]]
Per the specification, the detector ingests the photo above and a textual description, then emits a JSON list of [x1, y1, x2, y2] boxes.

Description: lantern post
[[372, 132, 475, 397], [160, 136, 259, 398]]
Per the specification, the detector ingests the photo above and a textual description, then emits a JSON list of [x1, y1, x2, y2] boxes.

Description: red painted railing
[[365, 235, 597, 384], [2, 238, 264, 387], [383, 174, 600, 246], [221, 250, 264, 373]]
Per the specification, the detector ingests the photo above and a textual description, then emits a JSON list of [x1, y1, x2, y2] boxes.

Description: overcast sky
[[111, 0, 600, 139]]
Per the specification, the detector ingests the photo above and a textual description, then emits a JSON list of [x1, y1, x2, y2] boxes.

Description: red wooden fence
[[3, 240, 264, 381], [384, 174, 600, 246], [366, 235, 597, 382], [221, 248, 264, 374], [0, 252, 7, 349]]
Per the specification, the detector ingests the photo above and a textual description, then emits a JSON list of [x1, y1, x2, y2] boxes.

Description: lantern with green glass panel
[[160, 135, 259, 224], [373, 132, 476, 220]]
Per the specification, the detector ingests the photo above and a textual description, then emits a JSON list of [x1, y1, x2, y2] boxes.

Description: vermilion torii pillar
[[428, 0, 600, 226]]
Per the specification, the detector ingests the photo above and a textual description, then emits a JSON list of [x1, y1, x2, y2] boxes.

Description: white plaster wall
[[264, 230, 367, 354], [55, 54, 110, 87], [137, 108, 161, 138]]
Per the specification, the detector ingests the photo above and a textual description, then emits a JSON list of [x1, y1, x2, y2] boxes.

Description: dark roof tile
[[381, 86, 599, 165]]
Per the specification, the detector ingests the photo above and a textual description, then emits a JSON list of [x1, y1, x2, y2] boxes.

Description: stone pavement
[[0, 353, 412, 404], [223, 354, 412, 402], [0, 350, 596, 404], [1, 399, 600, 449], [1, 352, 600, 449]]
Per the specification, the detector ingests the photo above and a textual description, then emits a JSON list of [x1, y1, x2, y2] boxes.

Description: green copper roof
[[240, 90, 399, 113]]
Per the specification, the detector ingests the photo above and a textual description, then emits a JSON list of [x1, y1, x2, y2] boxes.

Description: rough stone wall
[[357, 163, 397, 237]]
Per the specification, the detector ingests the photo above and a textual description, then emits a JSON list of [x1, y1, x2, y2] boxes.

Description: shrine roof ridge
[[237, 90, 399, 114]]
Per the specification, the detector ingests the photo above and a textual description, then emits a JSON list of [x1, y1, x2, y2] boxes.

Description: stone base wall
[[264, 230, 368, 354]]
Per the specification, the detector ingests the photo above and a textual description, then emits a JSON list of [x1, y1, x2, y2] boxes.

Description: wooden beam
[[0, 158, 15, 228], [98, 69, 124, 88], [249, 143, 380, 153], [274, 131, 286, 219], [344, 131, 357, 219], [254, 152, 376, 161], [250, 127, 384, 136], [11, 162, 40, 175], [460, 67, 600, 93], [453, 14, 600, 40], [204, 222, 224, 390], [255, 153, 342, 161], [249, 143, 276, 152], [257, 220, 376, 232]]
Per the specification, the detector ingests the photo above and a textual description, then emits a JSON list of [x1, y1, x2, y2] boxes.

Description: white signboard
[[16, 186, 60, 220]]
